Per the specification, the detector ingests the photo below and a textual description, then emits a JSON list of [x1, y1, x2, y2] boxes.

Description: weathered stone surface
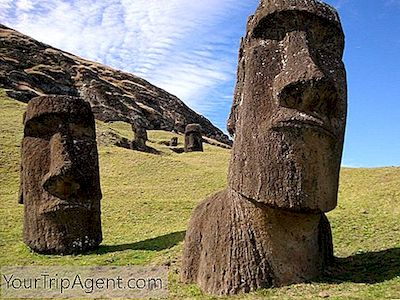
[[182, 0, 346, 295], [131, 124, 148, 151], [0, 24, 231, 146], [182, 189, 333, 295], [170, 137, 178, 147], [228, 0, 347, 213], [20, 95, 102, 254], [184, 124, 203, 152]]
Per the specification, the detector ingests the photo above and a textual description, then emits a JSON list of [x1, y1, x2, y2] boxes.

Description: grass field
[[0, 89, 399, 299]]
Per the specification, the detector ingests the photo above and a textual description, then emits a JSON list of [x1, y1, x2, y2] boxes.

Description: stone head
[[228, 0, 347, 212], [132, 124, 148, 142], [20, 95, 102, 253], [184, 124, 203, 152]]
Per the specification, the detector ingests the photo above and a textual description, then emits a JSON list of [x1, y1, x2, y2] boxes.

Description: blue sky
[[0, 0, 399, 167]]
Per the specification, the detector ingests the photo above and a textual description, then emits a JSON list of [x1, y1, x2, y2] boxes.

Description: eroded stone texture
[[182, 189, 333, 295], [131, 124, 148, 151], [228, 0, 346, 213], [20, 95, 102, 254], [184, 124, 203, 152], [182, 0, 346, 295]]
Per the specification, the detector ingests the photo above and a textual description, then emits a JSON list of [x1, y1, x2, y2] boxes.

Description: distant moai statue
[[184, 124, 203, 152], [131, 123, 148, 151], [182, 0, 347, 295], [20, 95, 102, 254], [170, 137, 178, 147]]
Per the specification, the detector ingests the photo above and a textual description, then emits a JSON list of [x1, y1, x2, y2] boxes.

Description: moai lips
[[20, 95, 102, 254], [228, 0, 347, 213], [184, 124, 203, 152]]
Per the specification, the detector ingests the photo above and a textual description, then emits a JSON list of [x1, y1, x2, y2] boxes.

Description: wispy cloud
[[0, 0, 258, 131]]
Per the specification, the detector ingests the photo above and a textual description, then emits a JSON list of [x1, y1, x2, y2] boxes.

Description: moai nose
[[42, 132, 80, 199], [274, 31, 336, 115]]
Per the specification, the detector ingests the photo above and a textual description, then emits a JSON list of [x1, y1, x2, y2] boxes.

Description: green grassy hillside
[[1, 89, 399, 299]]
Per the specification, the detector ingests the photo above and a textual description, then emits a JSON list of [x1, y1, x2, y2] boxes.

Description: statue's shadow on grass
[[116, 140, 162, 155], [91, 231, 186, 254], [318, 248, 400, 284]]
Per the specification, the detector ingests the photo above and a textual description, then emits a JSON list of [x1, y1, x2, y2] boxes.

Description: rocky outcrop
[[0, 24, 231, 145]]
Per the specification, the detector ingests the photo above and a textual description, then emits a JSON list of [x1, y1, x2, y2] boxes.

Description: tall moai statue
[[19, 95, 103, 254], [182, 0, 347, 295], [131, 123, 148, 151], [184, 124, 203, 152]]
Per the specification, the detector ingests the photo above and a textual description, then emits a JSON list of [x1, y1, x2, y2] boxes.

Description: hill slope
[[0, 24, 231, 145], [0, 89, 399, 299]]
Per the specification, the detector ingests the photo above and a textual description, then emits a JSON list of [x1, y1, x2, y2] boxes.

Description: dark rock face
[[184, 124, 203, 152], [0, 24, 231, 146], [131, 124, 148, 151], [20, 95, 102, 254], [182, 0, 346, 295]]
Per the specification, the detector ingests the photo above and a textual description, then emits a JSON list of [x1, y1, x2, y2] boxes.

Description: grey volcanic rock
[[20, 95, 102, 254], [182, 0, 346, 295], [0, 24, 231, 145]]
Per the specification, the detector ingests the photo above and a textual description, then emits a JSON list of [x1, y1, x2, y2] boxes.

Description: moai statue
[[170, 137, 178, 147], [184, 124, 203, 152], [20, 95, 102, 254], [182, 0, 347, 295], [131, 124, 148, 151]]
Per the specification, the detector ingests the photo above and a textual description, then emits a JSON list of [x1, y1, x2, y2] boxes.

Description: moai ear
[[227, 105, 237, 137], [227, 38, 245, 137]]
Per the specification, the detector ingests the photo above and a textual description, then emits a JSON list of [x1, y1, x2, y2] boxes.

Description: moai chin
[[184, 124, 203, 152], [182, 0, 347, 295], [20, 95, 102, 254]]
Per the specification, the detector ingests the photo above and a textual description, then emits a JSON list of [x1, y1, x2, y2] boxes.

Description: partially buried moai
[[182, 0, 347, 295], [131, 124, 148, 151], [20, 95, 102, 254], [184, 124, 203, 152], [170, 137, 178, 147]]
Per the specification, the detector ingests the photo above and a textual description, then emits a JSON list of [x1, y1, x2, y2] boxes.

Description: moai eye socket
[[306, 18, 344, 59], [252, 10, 344, 59], [252, 13, 287, 41], [69, 122, 95, 140], [24, 114, 63, 139]]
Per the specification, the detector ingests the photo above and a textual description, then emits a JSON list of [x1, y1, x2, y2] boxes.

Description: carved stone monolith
[[182, 0, 347, 295], [131, 124, 148, 151], [20, 95, 102, 254], [170, 137, 178, 147], [184, 124, 203, 152]]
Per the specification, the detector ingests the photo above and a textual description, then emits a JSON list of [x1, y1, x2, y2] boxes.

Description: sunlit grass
[[0, 89, 399, 299]]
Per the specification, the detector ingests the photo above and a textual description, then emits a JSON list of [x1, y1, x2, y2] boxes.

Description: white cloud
[[0, 0, 13, 20], [0, 0, 258, 129], [16, 0, 34, 10]]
